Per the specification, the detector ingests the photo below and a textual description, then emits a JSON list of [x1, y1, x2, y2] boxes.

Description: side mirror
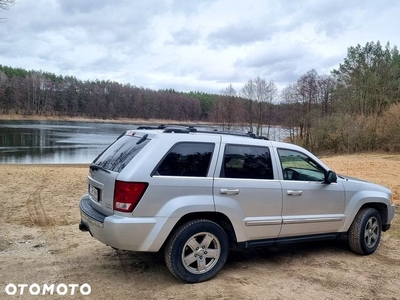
[[324, 170, 337, 184]]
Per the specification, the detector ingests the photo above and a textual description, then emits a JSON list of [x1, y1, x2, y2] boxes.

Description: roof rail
[[136, 125, 166, 130], [195, 130, 268, 140], [163, 128, 191, 133], [159, 125, 268, 140]]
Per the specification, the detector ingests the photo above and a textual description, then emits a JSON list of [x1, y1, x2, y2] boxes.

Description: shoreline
[[0, 113, 214, 126]]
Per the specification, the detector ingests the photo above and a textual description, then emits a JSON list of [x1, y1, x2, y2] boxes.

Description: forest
[[1, 41, 400, 154]]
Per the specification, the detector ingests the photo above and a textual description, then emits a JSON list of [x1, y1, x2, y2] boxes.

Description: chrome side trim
[[283, 217, 344, 224], [245, 220, 282, 226]]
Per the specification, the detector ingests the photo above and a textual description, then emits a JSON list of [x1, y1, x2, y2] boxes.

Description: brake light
[[113, 181, 148, 212]]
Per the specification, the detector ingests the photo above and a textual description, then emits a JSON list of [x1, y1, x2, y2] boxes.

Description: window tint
[[278, 149, 325, 181], [221, 145, 273, 180], [155, 143, 214, 177], [93, 134, 150, 172]]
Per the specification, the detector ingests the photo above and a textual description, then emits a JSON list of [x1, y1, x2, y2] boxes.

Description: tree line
[[0, 65, 284, 124], [1, 40, 400, 153], [212, 41, 400, 153], [0, 68, 206, 121]]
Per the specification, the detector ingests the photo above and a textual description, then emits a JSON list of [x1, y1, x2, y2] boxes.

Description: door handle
[[220, 188, 240, 195], [287, 190, 303, 196]]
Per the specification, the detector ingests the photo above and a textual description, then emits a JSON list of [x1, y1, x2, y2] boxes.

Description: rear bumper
[[79, 195, 169, 252]]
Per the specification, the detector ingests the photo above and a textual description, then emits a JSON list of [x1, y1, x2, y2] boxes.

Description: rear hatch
[[87, 131, 151, 216]]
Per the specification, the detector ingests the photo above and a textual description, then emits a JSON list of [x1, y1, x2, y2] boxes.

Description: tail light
[[113, 181, 148, 212]]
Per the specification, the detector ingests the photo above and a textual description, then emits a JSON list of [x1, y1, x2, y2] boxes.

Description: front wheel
[[348, 208, 382, 255], [164, 219, 229, 283]]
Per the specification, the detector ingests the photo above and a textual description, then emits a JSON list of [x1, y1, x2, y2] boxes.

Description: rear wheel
[[164, 219, 229, 283], [348, 208, 382, 255]]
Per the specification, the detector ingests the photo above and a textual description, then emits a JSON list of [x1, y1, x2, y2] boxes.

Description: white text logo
[[5, 283, 91, 296]]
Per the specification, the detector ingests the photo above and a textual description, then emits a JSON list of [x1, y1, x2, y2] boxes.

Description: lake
[[0, 120, 288, 164], [0, 120, 141, 164]]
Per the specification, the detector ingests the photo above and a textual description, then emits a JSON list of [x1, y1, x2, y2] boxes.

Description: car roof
[[130, 125, 314, 151], [134, 125, 269, 140]]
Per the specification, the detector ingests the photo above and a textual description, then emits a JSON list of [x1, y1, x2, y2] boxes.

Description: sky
[[0, 0, 399, 94]]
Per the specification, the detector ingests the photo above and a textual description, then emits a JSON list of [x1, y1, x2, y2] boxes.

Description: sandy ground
[[0, 154, 399, 300]]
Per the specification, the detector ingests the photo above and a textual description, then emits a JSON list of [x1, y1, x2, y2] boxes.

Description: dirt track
[[0, 154, 399, 299]]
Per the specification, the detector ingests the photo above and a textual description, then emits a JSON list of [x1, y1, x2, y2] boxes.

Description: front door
[[277, 148, 346, 237]]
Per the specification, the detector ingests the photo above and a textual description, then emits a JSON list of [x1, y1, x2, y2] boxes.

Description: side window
[[155, 143, 214, 177], [221, 145, 273, 180], [278, 149, 325, 181]]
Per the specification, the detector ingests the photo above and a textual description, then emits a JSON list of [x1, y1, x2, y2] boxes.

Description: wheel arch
[[162, 212, 238, 250], [343, 195, 391, 232], [359, 203, 388, 230]]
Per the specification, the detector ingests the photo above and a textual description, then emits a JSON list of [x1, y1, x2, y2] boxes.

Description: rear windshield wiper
[[90, 164, 110, 173], [136, 134, 148, 145]]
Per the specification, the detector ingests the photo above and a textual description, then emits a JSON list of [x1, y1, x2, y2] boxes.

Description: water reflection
[[0, 120, 137, 164], [0, 120, 289, 164]]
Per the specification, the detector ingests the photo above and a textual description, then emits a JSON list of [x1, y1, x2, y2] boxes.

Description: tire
[[348, 208, 382, 255], [164, 219, 229, 283]]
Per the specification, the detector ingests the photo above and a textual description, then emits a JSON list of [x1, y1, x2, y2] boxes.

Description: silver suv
[[79, 126, 396, 283]]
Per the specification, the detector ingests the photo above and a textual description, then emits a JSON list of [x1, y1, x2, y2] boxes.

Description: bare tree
[[0, 0, 15, 22], [241, 79, 256, 132], [0, 0, 14, 10], [0, 70, 8, 112], [0, 0, 14, 17], [240, 76, 277, 136], [211, 84, 242, 130], [296, 69, 319, 148], [264, 80, 277, 138], [316, 75, 336, 117], [281, 83, 299, 143]]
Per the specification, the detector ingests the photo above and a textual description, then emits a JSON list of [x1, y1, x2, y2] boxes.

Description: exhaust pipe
[[79, 221, 89, 232]]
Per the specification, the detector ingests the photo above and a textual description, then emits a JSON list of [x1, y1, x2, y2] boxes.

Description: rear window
[[92, 134, 150, 172], [154, 142, 214, 177], [220, 144, 274, 179]]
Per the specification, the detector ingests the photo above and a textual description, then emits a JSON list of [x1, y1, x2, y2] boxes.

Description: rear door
[[135, 138, 219, 217], [213, 139, 283, 242]]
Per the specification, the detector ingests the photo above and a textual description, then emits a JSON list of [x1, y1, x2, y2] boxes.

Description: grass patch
[[387, 210, 400, 239], [382, 155, 400, 161]]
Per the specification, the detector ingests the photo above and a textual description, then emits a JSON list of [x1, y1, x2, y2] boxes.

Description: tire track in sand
[[26, 175, 54, 228]]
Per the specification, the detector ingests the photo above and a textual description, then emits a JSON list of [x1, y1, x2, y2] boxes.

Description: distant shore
[[0, 113, 216, 126]]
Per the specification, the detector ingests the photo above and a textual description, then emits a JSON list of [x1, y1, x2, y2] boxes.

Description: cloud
[[207, 22, 272, 48], [1, 0, 399, 94], [57, 0, 110, 14], [169, 29, 201, 46]]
